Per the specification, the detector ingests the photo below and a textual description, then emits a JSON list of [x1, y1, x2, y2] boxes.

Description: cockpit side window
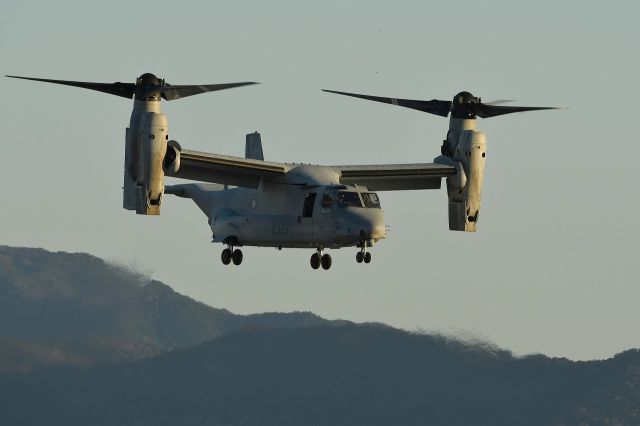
[[361, 192, 381, 209], [321, 193, 333, 213], [337, 191, 363, 208]]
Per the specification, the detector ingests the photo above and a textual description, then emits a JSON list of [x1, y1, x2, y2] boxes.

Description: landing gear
[[310, 252, 320, 269], [310, 249, 332, 270], [221, 248, 232, 265], [221, 244, 243, 266], [321, 253, 332, 270], [356, 243, 372, 264], [232, 249, 243, 265]]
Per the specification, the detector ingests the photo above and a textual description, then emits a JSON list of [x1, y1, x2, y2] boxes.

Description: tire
[[232, 249, 243, 265], [364, 252, 371, 264], [321, 253, 332, 270], [310, 253, 320, 270], [356, 252, 364, 263], [221, 248, 232, 265]]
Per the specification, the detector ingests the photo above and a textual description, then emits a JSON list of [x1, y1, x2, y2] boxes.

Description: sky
[[1, 0, 638, 361]]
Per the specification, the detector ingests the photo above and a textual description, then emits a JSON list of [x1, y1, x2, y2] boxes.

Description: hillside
[[1, 245, 639, 425], [1, 324, 639, 425], [0, 245, 331, 371]]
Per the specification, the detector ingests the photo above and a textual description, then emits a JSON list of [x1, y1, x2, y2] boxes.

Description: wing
[[166, 149, 287, 188], [333, 163, 456, 191]]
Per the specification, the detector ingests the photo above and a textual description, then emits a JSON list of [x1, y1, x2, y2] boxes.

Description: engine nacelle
[[139, 113, 168, 215], [446, 129, 486, 232], [122, 108, 169, 216]]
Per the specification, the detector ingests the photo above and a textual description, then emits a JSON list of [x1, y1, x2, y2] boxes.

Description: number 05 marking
[[272, 224, 289, 235]]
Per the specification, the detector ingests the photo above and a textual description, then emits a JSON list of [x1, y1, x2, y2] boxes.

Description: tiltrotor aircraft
[[7, 74, 558, 269]]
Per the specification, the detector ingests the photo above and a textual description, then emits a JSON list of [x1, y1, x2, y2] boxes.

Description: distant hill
[[1, 324, 639, 426], [1, 245, 639, 425], [0, 246, 333, 372]]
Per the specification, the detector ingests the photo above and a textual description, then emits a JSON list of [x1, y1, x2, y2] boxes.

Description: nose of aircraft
[[359, 223, 386, 240], [351, 211, 386, 241]]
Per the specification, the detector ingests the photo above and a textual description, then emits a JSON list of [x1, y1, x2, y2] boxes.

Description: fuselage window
[[361, 192, 381, 209], [337, 191, 363, 208], [302, 193, 317, 217], [321, 193, 333, 212]]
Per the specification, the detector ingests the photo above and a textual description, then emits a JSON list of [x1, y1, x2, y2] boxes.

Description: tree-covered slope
[[1, 324, 638, 426], [0, 245, 330, 371]]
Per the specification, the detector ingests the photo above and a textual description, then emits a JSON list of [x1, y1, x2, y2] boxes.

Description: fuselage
[[169, 165, 386, 250]]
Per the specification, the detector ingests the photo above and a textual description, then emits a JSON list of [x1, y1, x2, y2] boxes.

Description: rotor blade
[[161, 82, 258, 101], [322, 89, 451, 117], [474, 104, 561, 119], [484, 99, 515, 105], [5, 75, 135, 99]]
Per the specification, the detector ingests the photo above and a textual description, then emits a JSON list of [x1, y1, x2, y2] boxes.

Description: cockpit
[[337, 191, 362, 208], [314, 185, 386, 245], [321, 186, 381, 211], [360, 192, 381, 209]]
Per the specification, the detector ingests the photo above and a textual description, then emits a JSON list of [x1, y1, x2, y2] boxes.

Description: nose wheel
[[221, 245, 243, 266], [310, 249, 332, 270], [356, 243, 372, 264]]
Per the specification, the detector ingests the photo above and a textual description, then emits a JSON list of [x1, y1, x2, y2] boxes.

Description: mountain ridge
[[0, 245, 337, 372], [1, 245, 639, 425], [1, 324, 639, 425]]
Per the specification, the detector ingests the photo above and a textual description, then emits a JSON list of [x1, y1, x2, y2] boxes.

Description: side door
[[298, 192, 316, 237]]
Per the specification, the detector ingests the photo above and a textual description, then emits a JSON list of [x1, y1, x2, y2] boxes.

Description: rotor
[[322, 89, 560, 119], [6, 73, 257, 101]]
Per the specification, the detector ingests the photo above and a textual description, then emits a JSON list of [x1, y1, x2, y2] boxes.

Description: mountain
[[0, 245, 332, 372], [1, 245, 639, 425], [1, 324, 639, 426]]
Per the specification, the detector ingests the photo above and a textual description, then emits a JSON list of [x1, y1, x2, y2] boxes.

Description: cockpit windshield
[[361, 192, 381, 208], [337, 191, 363, 208]]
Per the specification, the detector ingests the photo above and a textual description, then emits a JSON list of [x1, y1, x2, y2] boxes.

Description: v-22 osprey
[[7, 74, 559, 269]]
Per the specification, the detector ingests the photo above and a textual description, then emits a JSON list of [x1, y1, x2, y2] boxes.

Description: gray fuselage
[[168, 165, 386, 250]]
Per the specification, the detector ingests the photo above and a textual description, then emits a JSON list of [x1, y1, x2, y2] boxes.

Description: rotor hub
[[451, 91, 480, 119], [135, 73, 164, 101]]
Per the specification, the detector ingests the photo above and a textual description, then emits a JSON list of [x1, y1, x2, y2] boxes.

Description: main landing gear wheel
[[364, 252, 372, 264], [221, 248, 232, 265], [321, 253, 332, 270], [222, 245, 242, 266], [356, 252, 364, 263], [310, 252, 320, 270], [232, 249, 243, 265], [311, 250, 332, 270]]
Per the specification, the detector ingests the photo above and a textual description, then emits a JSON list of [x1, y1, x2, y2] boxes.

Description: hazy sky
[[1, 1, 638, 360]]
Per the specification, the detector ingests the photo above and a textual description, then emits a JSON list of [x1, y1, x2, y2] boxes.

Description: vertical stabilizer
[[245, 131, 264, 160]]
